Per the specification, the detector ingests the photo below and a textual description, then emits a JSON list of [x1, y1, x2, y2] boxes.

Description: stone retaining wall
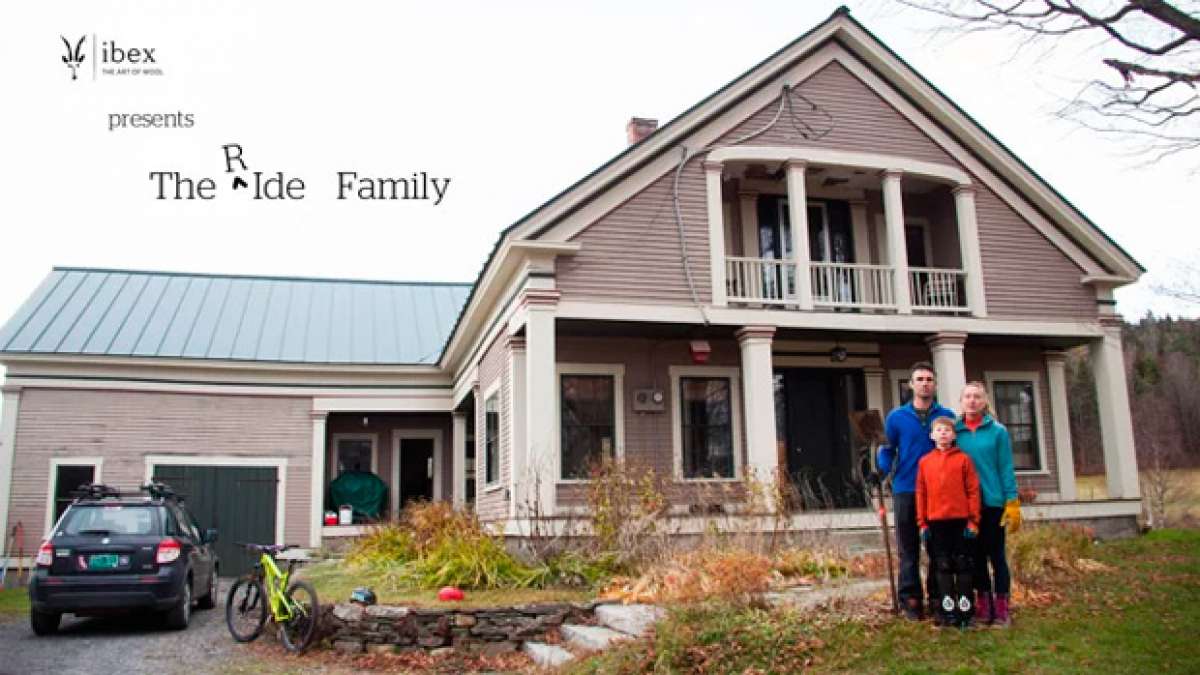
[[322, 601, 599, 656]]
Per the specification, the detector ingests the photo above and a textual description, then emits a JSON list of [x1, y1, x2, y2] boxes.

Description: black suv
[[29, 483, 219, 635]]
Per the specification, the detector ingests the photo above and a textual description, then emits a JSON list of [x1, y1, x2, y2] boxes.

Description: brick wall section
[[474, 331, 510, 522], [557, 59, 1097, 321], [7, 388, 312, 554], [880, 343, 1061, 497]]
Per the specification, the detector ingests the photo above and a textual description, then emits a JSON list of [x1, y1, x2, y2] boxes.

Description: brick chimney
[[626, 117, 658, 145]]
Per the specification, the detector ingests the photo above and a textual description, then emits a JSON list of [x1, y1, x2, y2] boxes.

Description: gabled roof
[[438, 6, 1143, 370], [0, 268, 471, 365]]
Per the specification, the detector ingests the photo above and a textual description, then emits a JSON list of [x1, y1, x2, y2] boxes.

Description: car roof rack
[[140, 481, 182, 502], [70, 483, 122, 500]]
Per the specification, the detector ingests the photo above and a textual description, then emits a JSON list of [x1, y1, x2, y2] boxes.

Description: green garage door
[[151, 465, 278, 578]]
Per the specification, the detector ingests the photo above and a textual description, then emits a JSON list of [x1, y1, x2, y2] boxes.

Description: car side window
[[184, 507, 205, 542], [161, 505, 181, 537], [171, 505, 199, 541]]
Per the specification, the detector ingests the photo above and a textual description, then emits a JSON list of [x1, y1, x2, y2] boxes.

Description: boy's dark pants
[[974, 506, 1010, 595], [894, 493, 936, 612], [929, 518, 974, 622]]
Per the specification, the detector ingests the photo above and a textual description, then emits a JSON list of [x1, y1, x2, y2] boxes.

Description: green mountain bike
[[225, 543, 320, 652]]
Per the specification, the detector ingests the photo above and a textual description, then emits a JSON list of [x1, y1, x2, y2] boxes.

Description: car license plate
[[88, 554, 119, 570]]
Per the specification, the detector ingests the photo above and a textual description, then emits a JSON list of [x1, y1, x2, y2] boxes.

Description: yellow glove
[[1000, 498, 1022, 533]]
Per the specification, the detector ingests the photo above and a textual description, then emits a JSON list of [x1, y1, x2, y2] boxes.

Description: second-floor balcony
[[704, 147, 988, 317]]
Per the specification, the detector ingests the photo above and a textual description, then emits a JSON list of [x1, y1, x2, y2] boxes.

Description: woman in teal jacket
[[954, 382, 1023, 627]]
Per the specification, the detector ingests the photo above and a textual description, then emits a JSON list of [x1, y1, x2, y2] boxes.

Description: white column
[[850, 199, 873, 304], [882, 169, 912, 314], [738, 190, 759, 258], [704, 161, 728, 307], [1044, 350, 1077, 501], [308, 410, 327, 548], [508, 337, 527, 518], [785, 161, 814, 310], [0, 386, 21, 558], [926, 332, 967, 409], [953, 185, 988, 317], [1091, 324, 1141, 499], [524, 290, 559, 516], [737, 326, 779, 511], [864, 367, 885, 416], [451, 411, 467, 508]]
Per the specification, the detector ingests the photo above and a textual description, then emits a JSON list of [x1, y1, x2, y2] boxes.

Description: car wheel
[[165, 576, 191, 630], [196, 569, 218, 610], [30, 610, 61, 636]]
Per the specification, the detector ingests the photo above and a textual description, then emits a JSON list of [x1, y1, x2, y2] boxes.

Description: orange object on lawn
[[438, 586, 464, 602]]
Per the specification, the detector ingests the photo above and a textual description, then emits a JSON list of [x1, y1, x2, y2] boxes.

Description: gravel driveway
[[0, 580, 270, 675]]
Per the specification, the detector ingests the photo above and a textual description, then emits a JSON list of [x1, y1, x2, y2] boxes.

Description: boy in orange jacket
[[917, 416, 982, 629]]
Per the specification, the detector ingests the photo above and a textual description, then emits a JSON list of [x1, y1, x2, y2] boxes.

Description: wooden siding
[[555, 336, 748, 507], [474, 331, 509, 522], [556, 59, 1097, 320], [6, 389, 312, 554], [555, 159, 711, 305]]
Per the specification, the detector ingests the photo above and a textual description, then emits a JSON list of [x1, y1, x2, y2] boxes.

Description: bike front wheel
[[279, 580, 320, 653], [225, 577, 268, 643]]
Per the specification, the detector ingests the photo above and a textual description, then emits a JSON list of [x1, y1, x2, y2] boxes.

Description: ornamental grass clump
[[345, 501, 541, 590], [1008, 523, 1101, 588]]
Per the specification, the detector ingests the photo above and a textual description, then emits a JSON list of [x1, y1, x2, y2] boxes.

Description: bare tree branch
[[897, 1, 1200, 162]]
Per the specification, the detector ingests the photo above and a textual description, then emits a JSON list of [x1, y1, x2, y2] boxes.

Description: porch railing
[[726, 256, 794, 305], [810, 262, 896, 310], [909, 267, 968, 312]]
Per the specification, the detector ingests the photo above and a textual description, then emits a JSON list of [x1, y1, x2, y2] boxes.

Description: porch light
[[689, 340, 712, 364], [830, 346, 848, 363], [362, 416, 369, 427]]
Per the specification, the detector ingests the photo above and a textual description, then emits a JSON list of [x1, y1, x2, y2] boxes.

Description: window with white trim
[[484, 393, 500, 485], [52, 463, 97, 526], [680, 377, 736, 479], [560, 374, 616, 479], [991, 379, 1042, 471], [331, 434, 376, 477]]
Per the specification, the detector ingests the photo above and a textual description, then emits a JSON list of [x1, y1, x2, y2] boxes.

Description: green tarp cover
[[329, 471, 388, 520]]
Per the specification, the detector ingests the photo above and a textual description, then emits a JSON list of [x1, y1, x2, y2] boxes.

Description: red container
[[323, 511, 338, 525], [438, 586, 465, 602]]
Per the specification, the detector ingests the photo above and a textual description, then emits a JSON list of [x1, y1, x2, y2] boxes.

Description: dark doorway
[[151, 465, 277, 577], [775, 368, 867, 508], [399, 438, 435, 507], [52, 464, 96, 527]]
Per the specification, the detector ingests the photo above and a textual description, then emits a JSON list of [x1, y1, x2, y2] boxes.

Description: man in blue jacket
[[877, 361, 955, 620]]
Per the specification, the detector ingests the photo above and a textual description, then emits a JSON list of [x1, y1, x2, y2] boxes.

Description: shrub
[[1008, 523, 1095, 587], [600, 548, 774, 604], [585, 459, 668, 564], [772, 547, 848, 582], [345, 523, 417, 567]]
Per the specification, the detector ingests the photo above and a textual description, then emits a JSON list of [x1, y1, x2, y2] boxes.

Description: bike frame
[[259, 553, 306, 623]]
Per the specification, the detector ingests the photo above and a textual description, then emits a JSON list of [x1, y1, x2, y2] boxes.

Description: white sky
[[1, 0, 1196, 371]]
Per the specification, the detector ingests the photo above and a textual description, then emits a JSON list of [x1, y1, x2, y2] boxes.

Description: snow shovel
[[850, 410, 899, 615]]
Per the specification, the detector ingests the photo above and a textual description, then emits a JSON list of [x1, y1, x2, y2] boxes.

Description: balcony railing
[[909, 267, 968, 313], [725, 257, 971, 314], [726, 256, 794, 305], [811, 262, 896, 310]]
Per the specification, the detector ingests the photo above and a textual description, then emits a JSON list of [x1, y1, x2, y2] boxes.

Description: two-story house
[[0, 9, 1143, 572]]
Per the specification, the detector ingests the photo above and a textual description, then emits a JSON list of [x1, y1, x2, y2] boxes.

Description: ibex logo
[[61, 35, 87, 80]]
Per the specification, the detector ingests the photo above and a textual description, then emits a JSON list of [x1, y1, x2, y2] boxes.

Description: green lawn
[[0, 588, 30, 618], [569, 529, 1200, 674]]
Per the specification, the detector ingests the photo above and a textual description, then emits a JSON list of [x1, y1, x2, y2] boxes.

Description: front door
[[775, 368, 867, 508], [397, 438, 435, 507]]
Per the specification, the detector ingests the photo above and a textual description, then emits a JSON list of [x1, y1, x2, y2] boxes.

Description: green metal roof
[[0, 268, 472, 365]]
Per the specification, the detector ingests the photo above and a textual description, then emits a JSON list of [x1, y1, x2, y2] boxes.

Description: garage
[[150, 462, 280, 577]]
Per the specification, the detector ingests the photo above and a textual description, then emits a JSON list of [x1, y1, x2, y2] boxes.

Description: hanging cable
[[671, 84, 834, 325]]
